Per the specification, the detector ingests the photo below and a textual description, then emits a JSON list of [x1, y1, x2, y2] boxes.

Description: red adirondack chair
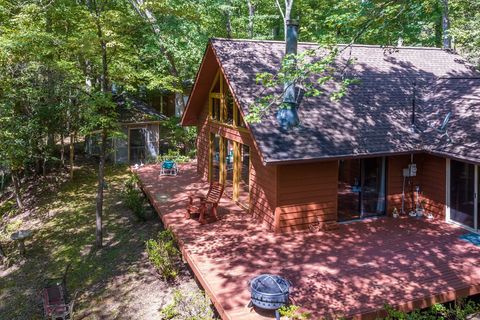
[[186, 182, 224, 224]]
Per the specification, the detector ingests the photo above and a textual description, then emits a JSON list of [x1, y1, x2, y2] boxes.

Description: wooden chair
[[186, 182, 224, 224]]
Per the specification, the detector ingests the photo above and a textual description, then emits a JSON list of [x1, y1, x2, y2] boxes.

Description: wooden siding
[[275, 161, 338, 233], [387, 155, 416, 215], [387, 154, 446, 218], [250, 150, 277, 231], [416, 154, 447, 218]]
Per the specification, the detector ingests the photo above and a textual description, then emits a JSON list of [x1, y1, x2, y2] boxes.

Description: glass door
[[338, 159, 362, 221], [129, 128, 146, 164], [209, 136, 251, 208], [338, 157, 386, 222], [362, 157, 387, 218], [224, 139, 235, 198], [449, 160, 476, 229]]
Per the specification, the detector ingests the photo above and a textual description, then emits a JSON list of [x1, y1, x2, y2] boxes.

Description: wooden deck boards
[[136, 163, 480, 320]]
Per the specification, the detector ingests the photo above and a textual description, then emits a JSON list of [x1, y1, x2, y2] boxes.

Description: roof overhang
[[181, 43, 219, 126]]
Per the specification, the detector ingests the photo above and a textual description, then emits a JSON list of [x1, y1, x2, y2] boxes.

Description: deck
[[136, 162, 480, 319]]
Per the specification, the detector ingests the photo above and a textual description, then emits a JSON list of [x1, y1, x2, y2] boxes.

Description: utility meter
[[408, 163, 417, 177]]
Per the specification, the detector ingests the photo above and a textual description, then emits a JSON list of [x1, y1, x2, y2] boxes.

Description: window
[[238, 144, 250, 206], [236, 108, 247, 128], [224, 90, 234, 125], [211, 97, 221, 121], [208, 71, 246, 129]]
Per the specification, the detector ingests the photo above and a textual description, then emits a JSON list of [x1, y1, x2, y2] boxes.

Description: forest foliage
[[0, 0, 479, 244]]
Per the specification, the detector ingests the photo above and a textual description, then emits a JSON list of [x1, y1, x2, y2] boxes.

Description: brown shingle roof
[[185, 39, 480, 164]]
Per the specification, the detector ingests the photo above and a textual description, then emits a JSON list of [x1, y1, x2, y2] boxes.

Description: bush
[[384, 299, 480, 320], [279, 305, 311, 320], [157, 149, 191, 164], [123, 173, 147, 221], [159, 287, 215, 320], [146, 229, 180, 280], [159, 116, 197, 154]]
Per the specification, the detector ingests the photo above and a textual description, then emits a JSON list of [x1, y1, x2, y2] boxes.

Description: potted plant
[[392, 207, 399, 218]]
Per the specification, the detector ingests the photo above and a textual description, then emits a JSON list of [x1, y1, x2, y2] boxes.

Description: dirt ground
[[0, 163, 197, 320]]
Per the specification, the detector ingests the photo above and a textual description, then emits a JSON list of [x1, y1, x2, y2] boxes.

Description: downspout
[[276, 20, 300, 129]]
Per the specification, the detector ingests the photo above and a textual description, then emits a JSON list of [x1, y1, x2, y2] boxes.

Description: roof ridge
[[210, 38, 452, 51]]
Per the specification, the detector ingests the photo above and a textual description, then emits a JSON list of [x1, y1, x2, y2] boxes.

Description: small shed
[[85, 93, 166, 164]]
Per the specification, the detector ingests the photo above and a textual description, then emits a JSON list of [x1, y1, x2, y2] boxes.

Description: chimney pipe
[[277, 20, 299, 129]]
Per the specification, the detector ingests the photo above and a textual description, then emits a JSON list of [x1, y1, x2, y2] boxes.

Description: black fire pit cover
[[251, 274, 289, 295]]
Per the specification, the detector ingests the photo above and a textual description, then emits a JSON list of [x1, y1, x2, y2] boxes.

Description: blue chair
[[160, 160, 178, 176]]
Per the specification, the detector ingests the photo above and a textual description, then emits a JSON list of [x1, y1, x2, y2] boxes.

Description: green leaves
[[245, 44, 358, 123]]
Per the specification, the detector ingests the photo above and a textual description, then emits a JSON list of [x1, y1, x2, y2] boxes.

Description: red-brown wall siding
[[416, 154, 446, 218], [387, 155, 415, 214], [250, 151, 277, 231], [275, 161, 338, 233], [387, 154, 446, 218]]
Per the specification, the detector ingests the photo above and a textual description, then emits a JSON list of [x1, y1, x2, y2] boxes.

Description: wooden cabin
[[182, 38, 480, 234]]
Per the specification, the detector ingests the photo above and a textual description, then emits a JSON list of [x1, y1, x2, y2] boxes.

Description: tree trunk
[[225, 0, 232, 38], [95, 129, 107, 248], [275, 0, 293, 40], [442, 0, 451, 49], [94, 12, 109, 249], [247, 0, 255, 38], [69, 132, 75, 180], [128, 0, 185, 110], [60, 132, 65, 167], [11, 171, 23, 209], [42, 157, 47, 176]]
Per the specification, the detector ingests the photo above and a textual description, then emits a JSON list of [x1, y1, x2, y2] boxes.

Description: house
[[85, 93, 166, 164], [181, 26, 480, 234]]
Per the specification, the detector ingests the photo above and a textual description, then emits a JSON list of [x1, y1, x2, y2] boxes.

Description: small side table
[[11, 230, 33, 255]]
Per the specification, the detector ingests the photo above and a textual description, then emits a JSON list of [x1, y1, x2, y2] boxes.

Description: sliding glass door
[[338, 157, 387, 222], [449, 160, 477, 230]]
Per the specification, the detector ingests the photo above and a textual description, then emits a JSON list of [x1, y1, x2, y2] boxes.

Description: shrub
[[146, 229, 180, 280], [279, 305, 311, 320], [123, 173, 147, 221], [159, 116, 197, 154], [384, 299, 480, 320], [157, 149, 191, 164], [159, 287, 215, 320]]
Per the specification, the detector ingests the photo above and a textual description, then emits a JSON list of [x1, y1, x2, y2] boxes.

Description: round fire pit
[[248, 274, 290, 319]]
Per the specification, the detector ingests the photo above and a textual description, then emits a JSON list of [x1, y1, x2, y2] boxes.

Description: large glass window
[[210, 134, 221, 182], [238, 144, 250, 206], [224, 91, 234, 125], [224, 139, 234, 198], [450, 160, 475, 228], [211, 97, 221, 121]]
